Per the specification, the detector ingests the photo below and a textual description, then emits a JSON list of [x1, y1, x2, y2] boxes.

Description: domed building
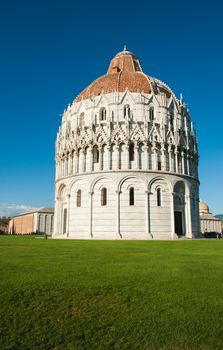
[[53, 48, 200, 240], [199, 199, 222, 237]]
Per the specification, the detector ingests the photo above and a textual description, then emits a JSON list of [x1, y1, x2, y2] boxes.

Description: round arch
[[148, 176, 172, 193], [172, 178, 190, 196], [67, 176, 87, 195], [118, 175, 147, 192], [56, 183, 67, 199], [90, 175, 116, 193]]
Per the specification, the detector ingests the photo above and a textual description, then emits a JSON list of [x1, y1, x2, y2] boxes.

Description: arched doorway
[[174, 181, 186, 236]]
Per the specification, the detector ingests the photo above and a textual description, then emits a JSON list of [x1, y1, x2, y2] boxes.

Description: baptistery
[[53, 48, 200, 239]]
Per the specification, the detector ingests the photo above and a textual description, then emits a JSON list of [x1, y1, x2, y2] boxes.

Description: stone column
[[67, 155, 70, 175], [161, 147, 165, 171], [79, 149, 85, 173], [54, 197, 59, 235], [73, 151, 78, 174], [175, 149, 178, 173], [125, 144, 130, 170], [148, 146, 152, 170], [186, 194, 192, 238], [181, 151, 185, 174], [71, 152, 74, 174], [168, 146, 172, 172], [187, 153, 190, 176], [66, 194, 71, 237], [89, 147, 93, 172], [152, 145, 157, 170], [70, 153, 74, 175]]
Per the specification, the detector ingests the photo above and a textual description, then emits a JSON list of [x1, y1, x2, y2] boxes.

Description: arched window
[[124, 104, 131, 118], [157, 188, 161, 207], [129, 143, 134, 161], [100, 108, 106, 121], [149, 108, 154, 121], [129, 187, 134, 206], [77, 189, 81, 207], [93, 146, 99, 163], [101, 187, 107, 206], [79, 112, 85, 126]]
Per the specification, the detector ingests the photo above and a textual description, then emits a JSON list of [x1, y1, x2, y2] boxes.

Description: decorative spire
[[123, 45, 127, 52], [180, 93, 183, 104]]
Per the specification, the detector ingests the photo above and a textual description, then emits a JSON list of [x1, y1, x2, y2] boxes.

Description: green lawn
[[1, 236, 223, 350]]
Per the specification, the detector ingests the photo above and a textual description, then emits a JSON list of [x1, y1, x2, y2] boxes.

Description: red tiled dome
[[75, 49, 152, 102]]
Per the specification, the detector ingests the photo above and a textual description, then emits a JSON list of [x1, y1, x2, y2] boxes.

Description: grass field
[[1, 236, 223, 350]]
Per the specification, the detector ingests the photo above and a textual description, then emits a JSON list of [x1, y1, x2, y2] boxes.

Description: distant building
[[9, 208, 54, 235], [199, 200, 221, 237]]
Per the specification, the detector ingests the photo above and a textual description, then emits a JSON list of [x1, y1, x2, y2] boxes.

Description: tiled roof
[[13, 207, 54, 218], [76, 50, 153, 102]]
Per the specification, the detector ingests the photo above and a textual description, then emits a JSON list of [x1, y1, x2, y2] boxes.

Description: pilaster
[[89, 191, 93, 238], [171, 192, 175, 239], [66, 194, 71, 237], [116, 190, 122, 238], [186, 194, 192, 238]]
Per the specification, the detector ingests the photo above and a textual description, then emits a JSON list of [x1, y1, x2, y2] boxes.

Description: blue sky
[[0, 0, 222, 216]]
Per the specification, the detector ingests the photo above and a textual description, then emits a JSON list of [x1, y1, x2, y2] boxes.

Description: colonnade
[[200, 219, 222, 234], [56, 142, 198, 180], [37, 214, 54, 234]]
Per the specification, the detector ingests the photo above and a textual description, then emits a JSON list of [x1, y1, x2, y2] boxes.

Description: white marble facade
[[53, 49, 200, 239]]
